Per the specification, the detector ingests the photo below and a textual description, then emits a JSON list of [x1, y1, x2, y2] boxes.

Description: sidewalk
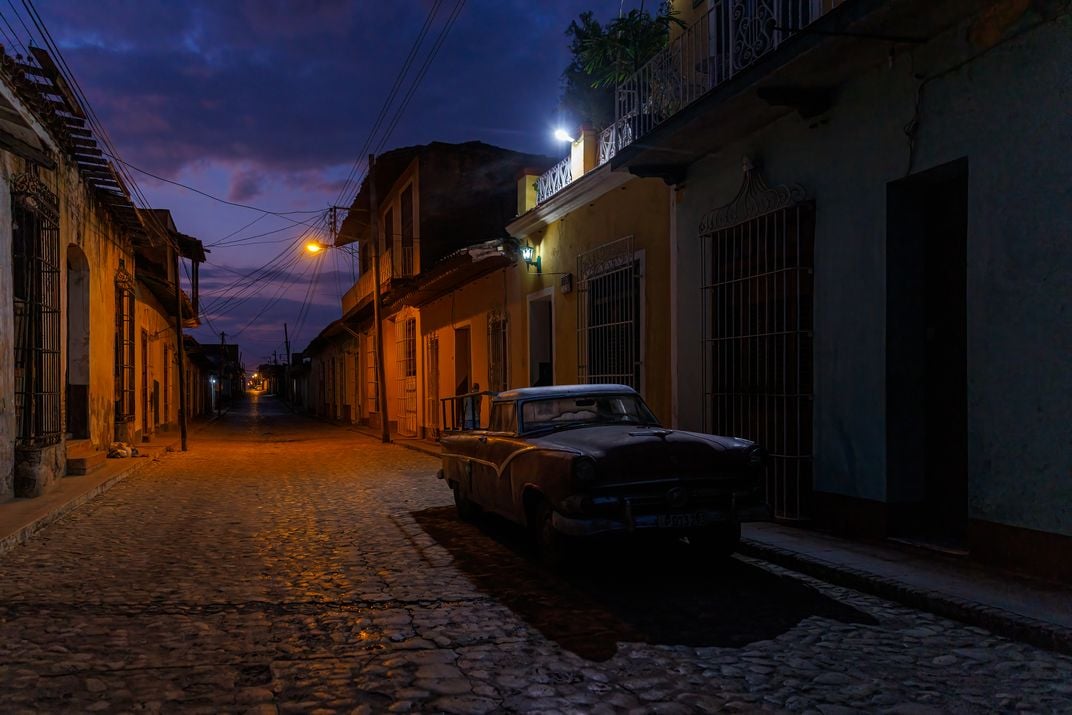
[[0, 437, 179, 557], [327, 419, 443, 459], [740, 521, 1072, 655]]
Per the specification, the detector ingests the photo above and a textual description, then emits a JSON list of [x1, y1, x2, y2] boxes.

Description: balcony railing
[[534, 2, 844, 205], [535, 155, 573, 204], [343, 248, 409, 314], [614, 0, 845, 153]]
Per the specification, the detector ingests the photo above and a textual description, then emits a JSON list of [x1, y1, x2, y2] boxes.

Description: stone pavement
[[0, 393, 1070, 713], [740, 522, 1072, 656], [0, 435, 180, 558]]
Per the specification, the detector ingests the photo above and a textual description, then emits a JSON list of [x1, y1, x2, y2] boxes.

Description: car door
[[479, 402, 528, 520], [441, 431, 492, 510]]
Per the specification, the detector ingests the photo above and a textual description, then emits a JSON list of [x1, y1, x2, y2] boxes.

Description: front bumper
[[552, 503, 770, 538]]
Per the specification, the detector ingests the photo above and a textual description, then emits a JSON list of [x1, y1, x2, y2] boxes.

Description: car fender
[[507, 447, 580, 514]]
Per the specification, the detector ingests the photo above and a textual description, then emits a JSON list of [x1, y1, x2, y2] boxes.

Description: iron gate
[[577, 236, 640, 388], [700, 160, 814, 520]]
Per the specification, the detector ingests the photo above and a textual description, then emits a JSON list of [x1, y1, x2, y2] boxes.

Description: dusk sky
[[32, 0, 644, 367]]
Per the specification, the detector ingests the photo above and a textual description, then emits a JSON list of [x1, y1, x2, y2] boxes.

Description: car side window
[[489, 402, 517, 434]]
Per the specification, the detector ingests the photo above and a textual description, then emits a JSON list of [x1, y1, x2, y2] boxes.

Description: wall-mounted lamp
[[553, 128, 575, 143], [520, 244, 541, 273]]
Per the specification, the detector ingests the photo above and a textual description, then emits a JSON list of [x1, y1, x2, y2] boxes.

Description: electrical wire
[[332, 0, 445, 208], [102, 150, 326, 224], [373, 0, 466, 158]]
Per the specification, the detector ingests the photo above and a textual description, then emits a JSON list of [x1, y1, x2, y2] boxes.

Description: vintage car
[[437, 384, 768, 560]]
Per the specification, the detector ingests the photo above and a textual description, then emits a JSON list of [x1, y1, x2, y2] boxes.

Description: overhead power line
[[332, 0, 445, 208], [102, 151, 326, 224]]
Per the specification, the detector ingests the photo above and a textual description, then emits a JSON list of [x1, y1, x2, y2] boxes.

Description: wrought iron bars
[[615, 0, 843, 152], [576, 236, 640, 388], [394, 316, 418, 436], [12, 172, 61, 448], [699, 164, 814, 521], [114, 264, 136, 423]]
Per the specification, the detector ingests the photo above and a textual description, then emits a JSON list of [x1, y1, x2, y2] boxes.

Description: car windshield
[[520, 395, 659, 433]]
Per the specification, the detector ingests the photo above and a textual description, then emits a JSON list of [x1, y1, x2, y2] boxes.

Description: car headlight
[[573, 458, 597, 486], [749, 446, 767, 469]]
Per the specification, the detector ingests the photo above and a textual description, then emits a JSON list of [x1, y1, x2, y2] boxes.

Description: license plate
[[658, 512, 708, 529]]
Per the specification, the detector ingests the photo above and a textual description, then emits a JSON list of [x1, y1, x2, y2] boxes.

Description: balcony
[[612, 0, 847, 155], [535, 155, 573, 205], [341, 247, 416, 315], [533, 1, 847, 206]]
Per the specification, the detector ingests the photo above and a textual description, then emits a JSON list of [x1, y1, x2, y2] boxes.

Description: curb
[[0, 442, 177, 558], [738, 538, 1072, 657], [302, 412, 442, 459], [392, 440, 442, 459]]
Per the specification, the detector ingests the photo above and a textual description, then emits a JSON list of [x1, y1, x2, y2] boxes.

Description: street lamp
[[553, 128, 575, 143], [305, 241, 327, 254], [521, 244, 541, 273]]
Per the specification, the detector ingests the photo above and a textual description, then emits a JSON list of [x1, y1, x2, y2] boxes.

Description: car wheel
[[453, 484, 478, 521], [690, 522, 741, 560], [532, 500, 567, 567]]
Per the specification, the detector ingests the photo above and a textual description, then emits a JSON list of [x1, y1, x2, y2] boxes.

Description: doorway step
[[65, 440, 105, 476]]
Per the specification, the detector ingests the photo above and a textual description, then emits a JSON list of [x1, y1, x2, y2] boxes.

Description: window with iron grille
[[425, 333, 440, 437], [577, 237, 640, 388], [394, 317, 418, 436], [699, 162, 813, 520], [11, 171, 61, 447], [383, 208, 393, 257], [400, 185, 414, 275], [365, 332, 378, 412], [114, 262, 136, 422], [487, 310, 509, 392], [402, 318, 416, 377]]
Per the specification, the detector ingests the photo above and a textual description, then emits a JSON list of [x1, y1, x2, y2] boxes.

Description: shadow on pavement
[[412, 506, 878, 662]]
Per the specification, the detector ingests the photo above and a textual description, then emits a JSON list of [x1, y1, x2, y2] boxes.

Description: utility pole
[[283, 322, 291, 406], [329, 204, 359, 281], [369, 153, 390, 443], [173, 251, 189, 451]]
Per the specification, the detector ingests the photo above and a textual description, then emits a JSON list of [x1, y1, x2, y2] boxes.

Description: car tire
[[453, 484, 478, 521], [691, 522, 741, 560], [532, 500, 567, 568]]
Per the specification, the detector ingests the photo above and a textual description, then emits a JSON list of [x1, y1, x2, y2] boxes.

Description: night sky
[[34, 0, 642, 366]]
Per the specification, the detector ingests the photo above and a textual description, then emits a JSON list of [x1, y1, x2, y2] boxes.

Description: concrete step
[[65, 441, 106, 476]]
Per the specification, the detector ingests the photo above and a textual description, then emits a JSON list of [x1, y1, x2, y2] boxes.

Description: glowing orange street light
[[305, 241, 326, 254]]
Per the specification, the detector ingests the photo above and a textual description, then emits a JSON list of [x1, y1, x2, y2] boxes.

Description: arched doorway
[[66, 245, 90, 439]]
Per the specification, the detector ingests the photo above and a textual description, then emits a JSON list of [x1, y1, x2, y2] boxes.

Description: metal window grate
[[394, 317, 417, 436], [487, 310, 509, 392], [12, 171, 61, 448], [425, 333, 440, 438], [114, 264, 136, 422], [365, 332, 378, 413], [401, 185, 415, 275], [577, 237, 640, 388], [699, 162, 813, 520], [163, 345, 170, 425]]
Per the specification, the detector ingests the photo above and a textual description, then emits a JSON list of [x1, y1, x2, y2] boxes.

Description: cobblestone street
[[1, 394, 1070, 714]]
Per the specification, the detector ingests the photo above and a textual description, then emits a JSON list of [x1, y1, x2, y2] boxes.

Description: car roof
[[493, 384, 639, 403]]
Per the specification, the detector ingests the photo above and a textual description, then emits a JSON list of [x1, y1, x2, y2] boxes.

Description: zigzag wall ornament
[[699, 157, 807, 235]]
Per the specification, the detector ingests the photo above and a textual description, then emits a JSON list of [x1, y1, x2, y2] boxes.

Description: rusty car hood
[[529, 425, 754, 480]]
